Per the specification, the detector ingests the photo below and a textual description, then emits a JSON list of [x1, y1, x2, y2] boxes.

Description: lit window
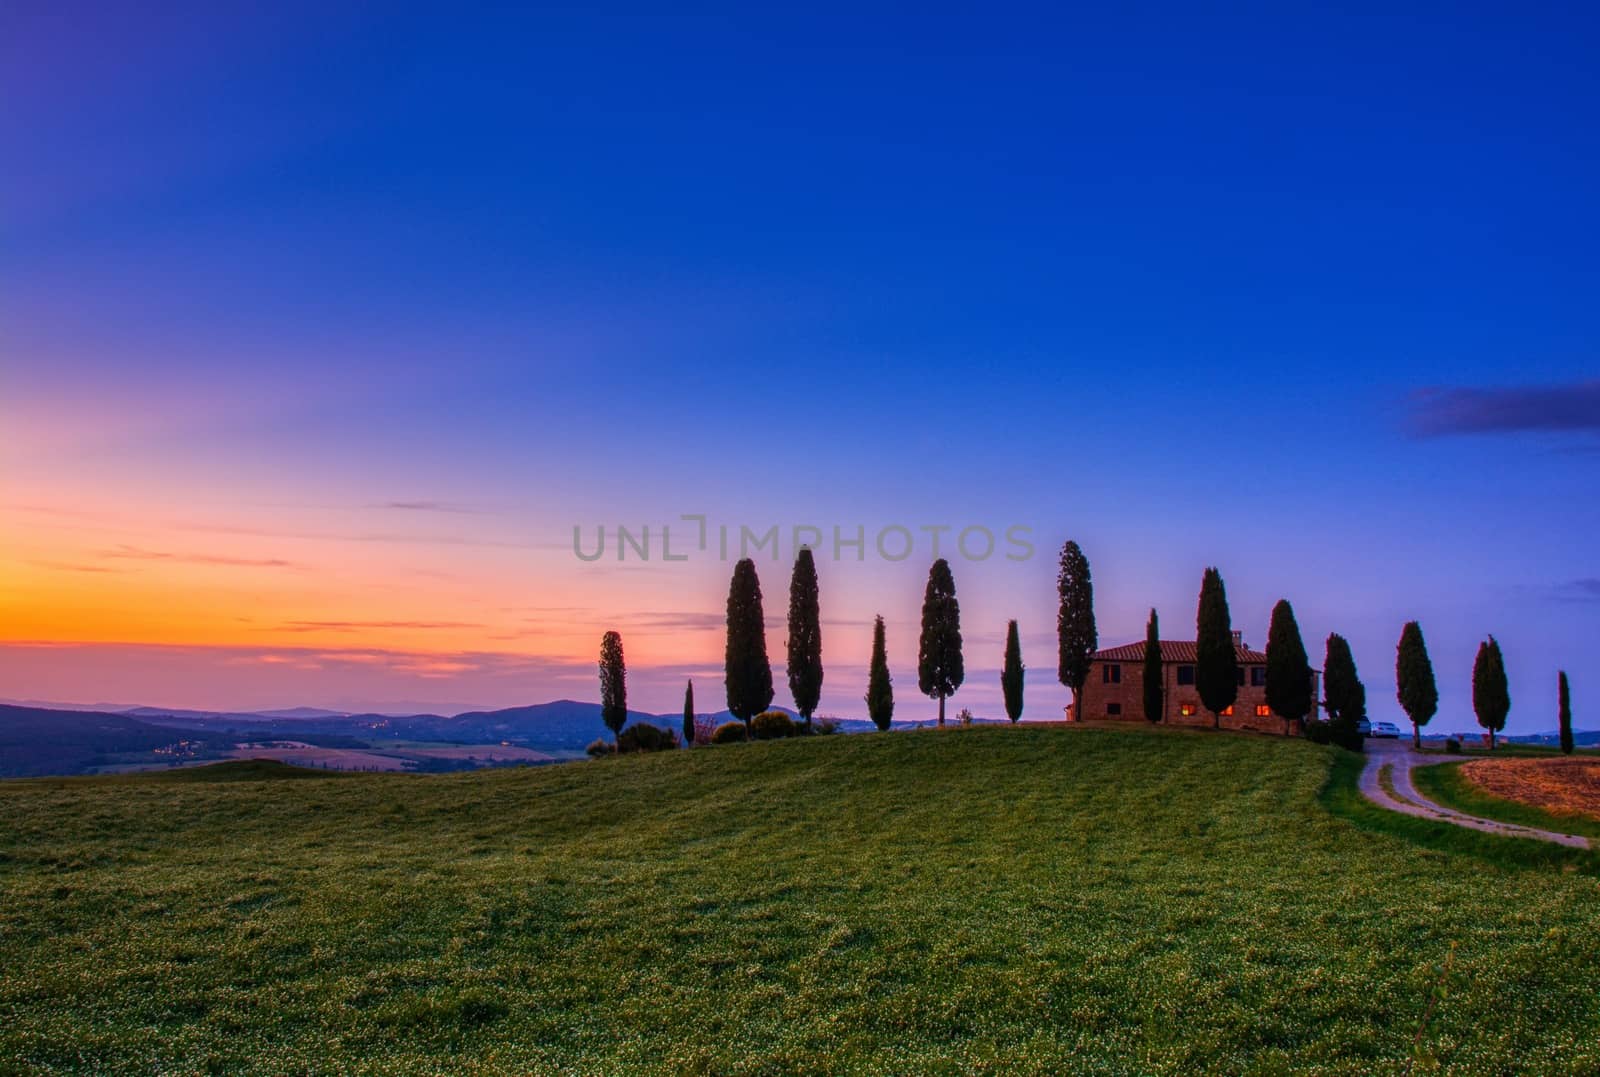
[[1179, 703, 1197, 717], [1177, 665, 1195, 686], [1107, 702, 1122, 716], [1103, 664, 1122, 684], [1222, 706, 1234, 716], [1255, 704, 1271, 717]]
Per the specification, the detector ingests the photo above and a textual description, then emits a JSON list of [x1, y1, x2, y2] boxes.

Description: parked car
[[1372, 721, 1402, 739], [1356, 718, 1372, 736]]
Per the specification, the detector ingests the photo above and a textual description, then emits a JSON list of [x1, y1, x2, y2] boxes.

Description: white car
[[1371, 721, 1403, 739]]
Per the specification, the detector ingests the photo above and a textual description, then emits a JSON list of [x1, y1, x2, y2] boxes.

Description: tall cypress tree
[[1195, 567, 1238, 729], [1323, 633, 1366, 751], [1265, 599, 1312, 737], [599, 630, 627, 749], [917, 558, 964, 726], [786, 547, 823, 730], [865, 615, 894, 731], [1142, 608, 1163, 724], [1056, 540, 1097, 723], [724, 558, 773, 729], [1001, 620, 1024, 723], [1395, 621, 1439, 750], [1472, 635, 1510, 750], [1558, 671, 1573, 755], [682, 679, 695, 747]]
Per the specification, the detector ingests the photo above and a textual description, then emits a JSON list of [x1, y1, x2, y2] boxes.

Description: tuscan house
[[1073, 632, 1295, 733]]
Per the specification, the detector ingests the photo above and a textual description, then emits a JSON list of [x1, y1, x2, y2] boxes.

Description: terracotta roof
[[1093, 640, 1267, 664]]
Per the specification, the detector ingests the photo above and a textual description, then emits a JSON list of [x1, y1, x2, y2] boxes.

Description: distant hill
[[0, 704, 206, 778], [0, 698, 1192, 778], [1508, 730, 1600, 747], [119, 705, 351, 722]]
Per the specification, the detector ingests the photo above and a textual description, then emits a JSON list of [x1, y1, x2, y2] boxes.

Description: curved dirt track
[[1357, 739, 1590, 849]]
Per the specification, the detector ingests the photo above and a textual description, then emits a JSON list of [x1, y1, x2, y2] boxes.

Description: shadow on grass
[[1319, 752, 1599, 875]]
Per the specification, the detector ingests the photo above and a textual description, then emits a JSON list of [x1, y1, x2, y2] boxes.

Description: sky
[[3, 3, 1598, 732]]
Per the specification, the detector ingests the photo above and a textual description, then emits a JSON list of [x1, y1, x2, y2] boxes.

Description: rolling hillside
[[0, 705, 213, 778], [2, 726, 1597, 1074]]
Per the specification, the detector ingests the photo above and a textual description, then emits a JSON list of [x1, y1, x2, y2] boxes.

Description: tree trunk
[[1412, 723, 1420, 750], [937, 694, 946, 727], [1489, 728, 1496, 750], [1213, 710, 1220, 730], [1071, 686, 1081, 724]]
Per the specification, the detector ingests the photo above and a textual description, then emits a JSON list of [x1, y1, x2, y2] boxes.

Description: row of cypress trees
[[1084, 562, 1532, 752], [601, 543, 1564, 750]]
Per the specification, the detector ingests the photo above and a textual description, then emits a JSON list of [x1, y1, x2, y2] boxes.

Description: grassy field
[[3, 726, 1598, 1075]]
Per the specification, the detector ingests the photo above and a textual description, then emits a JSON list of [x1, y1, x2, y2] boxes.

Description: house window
[[1221, 706, 1234, 717], [1177, 665, 1195, 685], [1255, 704, 1271, 717], [1251, 667, 1266, 687], [1107, 702, 1122, 716], [1236, 667, 1246, 686], [1103, 664, 1121, 684], [1179, 703, 1197, 717]]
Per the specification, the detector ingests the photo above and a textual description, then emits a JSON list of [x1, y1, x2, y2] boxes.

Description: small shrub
[[709, 721, 748, 745], [617, 723, 677, 754], [1304, 720, 1332, 745], [813, 716, 840, 736], [1444, 737, 1462, 755], [956, 707, 974, 728], [751, 710, 796, 740], [1330, 721, 1364, 753], [585, 738, 613, 758], [693, 715, 719, 746]]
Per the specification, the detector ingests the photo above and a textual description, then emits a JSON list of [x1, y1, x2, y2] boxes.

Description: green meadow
[[2, 727, 1597, 1075]]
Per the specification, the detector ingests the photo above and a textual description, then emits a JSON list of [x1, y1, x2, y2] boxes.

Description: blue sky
[[3, 3, 1598, 731]]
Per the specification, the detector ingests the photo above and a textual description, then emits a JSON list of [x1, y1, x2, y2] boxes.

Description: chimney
[[1231, 630, 1243, 649]]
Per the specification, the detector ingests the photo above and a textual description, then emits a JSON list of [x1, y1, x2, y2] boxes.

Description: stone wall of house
[[1078, 658, 1285, 734]]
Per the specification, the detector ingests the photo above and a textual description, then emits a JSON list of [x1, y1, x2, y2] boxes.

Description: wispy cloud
[[377, 500, 486, 514], [26, 559, 125, 574], [1552, 578, 1600, 603], [1407, 380, 1600, 438], [277, 619, 485, 632], [102, 545, 296, 568]]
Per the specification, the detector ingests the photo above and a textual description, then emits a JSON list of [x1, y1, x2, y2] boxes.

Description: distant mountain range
[[0, 700, 899, 778], [8, 698, 1586, 779]]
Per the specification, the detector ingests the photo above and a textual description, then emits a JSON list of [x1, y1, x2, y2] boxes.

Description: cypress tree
[[1195, 567, 1238, 729], [724, 558, 773, 729], [1395, 621, 1439, 750], [1265, 599, 1312, 737], [865, 615, 894, 731], [1056, 540, 1097, 723], [786, 547, 823, 730], [599, 630, 627, 748], [917, 558, 964, 726], [1323, 633, 1366, 751], [1472, 635, 1510, 750], [682, 679, 695, 747], [1142, 608, 1163, 724], [1559, 671, 1573, 755], [1001, 620, 1024, 723]]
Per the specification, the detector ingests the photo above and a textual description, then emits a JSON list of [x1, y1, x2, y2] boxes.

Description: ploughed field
[[2, 727, 1597, 1075], [1460, 756, 1600, 823]]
